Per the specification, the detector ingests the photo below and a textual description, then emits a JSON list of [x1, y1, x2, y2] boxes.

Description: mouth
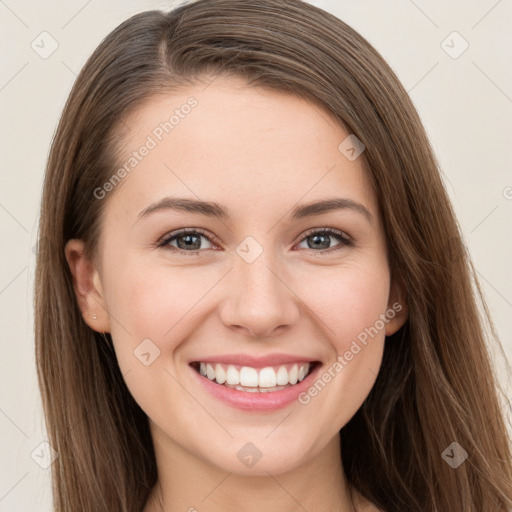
[[189, 360, 321, 393]]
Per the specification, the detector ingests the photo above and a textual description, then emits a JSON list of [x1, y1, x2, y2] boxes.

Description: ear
[[385, 273, 409, 336], [64, 239, 110, 333]]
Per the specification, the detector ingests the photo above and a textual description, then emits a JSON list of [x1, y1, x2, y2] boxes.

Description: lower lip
[[190, 363, 322, 412]]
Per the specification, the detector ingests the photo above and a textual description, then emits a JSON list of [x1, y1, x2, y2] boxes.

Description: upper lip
[[189, 353, 320, 369]]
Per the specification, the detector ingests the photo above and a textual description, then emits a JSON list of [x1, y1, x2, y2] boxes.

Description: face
[[66, 76, 407, 476]]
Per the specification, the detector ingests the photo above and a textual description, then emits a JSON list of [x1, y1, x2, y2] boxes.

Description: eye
[[157, 227, 352, 256], [158, 228, 217, 255], [295, 227, 352, 254]]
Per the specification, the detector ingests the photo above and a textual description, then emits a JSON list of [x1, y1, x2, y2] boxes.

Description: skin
[[65, 76, 407, 512]]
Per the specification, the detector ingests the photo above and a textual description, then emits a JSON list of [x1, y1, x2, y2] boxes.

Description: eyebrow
[[137, 196, 373, 224]]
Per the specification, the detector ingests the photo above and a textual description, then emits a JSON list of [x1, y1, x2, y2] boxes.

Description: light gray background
[[1, 0, 511, 510]]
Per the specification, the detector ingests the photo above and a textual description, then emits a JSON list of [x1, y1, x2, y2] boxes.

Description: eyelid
[[157, 227, 220, 248], [297, 226, 351, 244]]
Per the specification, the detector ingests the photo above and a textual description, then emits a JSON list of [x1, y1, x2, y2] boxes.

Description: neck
[[143, 420, 359, 512]]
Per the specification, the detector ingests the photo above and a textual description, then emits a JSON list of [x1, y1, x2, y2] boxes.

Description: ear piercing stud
[[92, 313, 97, 320]]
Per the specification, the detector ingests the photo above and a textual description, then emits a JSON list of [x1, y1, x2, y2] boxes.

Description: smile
[[190, 361, 318, 393]]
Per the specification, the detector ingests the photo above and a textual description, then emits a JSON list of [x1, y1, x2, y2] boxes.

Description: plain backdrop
[[1, 0, 511, 510]]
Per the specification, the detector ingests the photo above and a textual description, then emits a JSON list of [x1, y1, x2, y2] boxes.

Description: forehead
[[107, 76, 378, 221]]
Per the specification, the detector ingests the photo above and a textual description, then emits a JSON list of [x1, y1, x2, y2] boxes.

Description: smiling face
[[66, 76, 407, 477]]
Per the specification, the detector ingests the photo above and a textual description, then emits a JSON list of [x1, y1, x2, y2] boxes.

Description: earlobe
[[385, 275, 409, 336], [64, 239, 110, 333]]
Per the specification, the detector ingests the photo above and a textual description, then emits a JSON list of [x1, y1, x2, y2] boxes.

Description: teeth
[[224, 383, 288, 393], [197, 361, 312, 389], [226, 365, 240, 385], [215, 364, 226, 384], [258, 367, 277, 388], [240, 366, 259, 387], [276, 366, 288, 385], [206, 363, 215, 381], [288, 364, 299, 385]]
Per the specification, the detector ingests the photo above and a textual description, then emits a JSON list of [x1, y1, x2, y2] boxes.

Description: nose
[[218, 251, 300, 339]]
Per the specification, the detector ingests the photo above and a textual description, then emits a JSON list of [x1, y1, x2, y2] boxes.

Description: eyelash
[[157, 227, 353, 256]]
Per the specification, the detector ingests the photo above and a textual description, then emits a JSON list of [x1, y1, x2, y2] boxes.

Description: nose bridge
[[219, 238, 299, 337]]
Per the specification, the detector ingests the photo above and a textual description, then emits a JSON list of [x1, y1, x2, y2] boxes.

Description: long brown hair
[[34, 0, 512, 510]]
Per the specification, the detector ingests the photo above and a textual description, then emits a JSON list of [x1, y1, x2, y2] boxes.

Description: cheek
[[295, 270, 389, 429], [103, 258, 212, 357], [301, 260, 390, 349], [101, 260, 200, 418]]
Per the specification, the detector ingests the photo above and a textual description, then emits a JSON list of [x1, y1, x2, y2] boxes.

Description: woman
[[34, 0, 512, 510]]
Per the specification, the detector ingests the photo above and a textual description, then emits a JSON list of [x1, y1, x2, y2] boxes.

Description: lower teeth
[[221, 382, 292, 393]]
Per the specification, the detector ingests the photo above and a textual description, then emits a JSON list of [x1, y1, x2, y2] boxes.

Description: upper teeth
[[198, 362, 311, 387]]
